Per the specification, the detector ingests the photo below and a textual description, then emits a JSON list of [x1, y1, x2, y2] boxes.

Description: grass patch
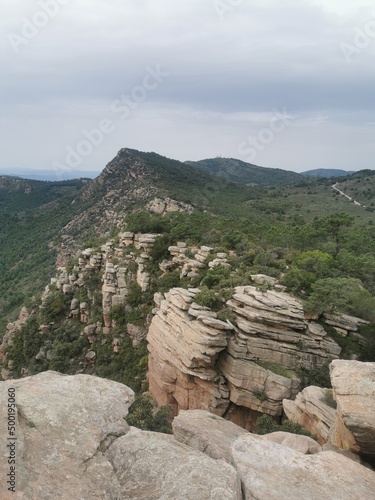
[[258, 361, 296, 379]]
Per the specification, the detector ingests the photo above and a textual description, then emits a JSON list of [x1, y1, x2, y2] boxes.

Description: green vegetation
[[186, 157, 301, 186], [125, 395, 173, 433], [304, 278, 375, 322], [0, 179, 86, 331], [321, 389, 337, 409], [258, 362, 296, 379], [255, 414, 313, 437], [297, 362, 332, 389]]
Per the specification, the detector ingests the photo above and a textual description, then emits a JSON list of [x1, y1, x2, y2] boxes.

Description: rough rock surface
[[0, 371, 134, 500], [260, 431, 321, 454], [231, 434, 375, 500], [329, 360, 375, 457], [172, 409, 248, 461], [107, 427, 242, 499], [0, 307, 29, 380], [147, 288, 232, 416], [283, 386, 336, 443], [148, 285, 341, 427]]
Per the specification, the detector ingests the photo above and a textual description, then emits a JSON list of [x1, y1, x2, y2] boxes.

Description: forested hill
[[0, 178, 89, 329], [1, 148, 375, 333], [185, 157, 302, 185], [0, 176, 89, 211], [301, 169, 355, 178]]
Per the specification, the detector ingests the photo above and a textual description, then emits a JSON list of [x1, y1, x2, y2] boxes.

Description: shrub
[[297, 362, 332, 389], [125, 395, 173, 434], [194, 288, 222, 311], [255, 414, 312, 437]]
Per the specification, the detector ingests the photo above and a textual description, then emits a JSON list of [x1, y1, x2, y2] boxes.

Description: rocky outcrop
[[146, 196, 194, 215], [0, 373, 242, 499], [148, 284, 342, 428], [329, 360, 375, 458], [260, 431, 321, 454], [226, 286, 341, 372], [231, 434, 375, 500], [172, 409, 248, 461], [0, 307, 30, 380], [0, 371, 134, 499], [147, 288, 232, 416], [171, 410, 375, 499], [107, 427, 242, 499], [323, 312, 368, 337], [283, 386, 336, 443]]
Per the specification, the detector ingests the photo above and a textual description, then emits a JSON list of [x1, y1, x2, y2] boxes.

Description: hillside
[[2, 147, 375, 444], [331, 170, 375, 208], [0, 178, 89, 328], [302, 169, 355, 178], [185, 157, 302, 186], [1, 149, 375, 331]]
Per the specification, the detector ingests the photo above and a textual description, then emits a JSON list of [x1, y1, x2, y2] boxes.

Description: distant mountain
[[301, 169, 355, 178], [185, 157, 301, 186], [0, 176, 89, 211], [0, 169, 99, 181]]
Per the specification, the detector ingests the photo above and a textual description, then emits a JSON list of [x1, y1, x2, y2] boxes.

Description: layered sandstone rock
[[147, 288, 232, 416], [148, 285, 342, 427], [283, 386, 336, 443], [329, 360, 375, 458]]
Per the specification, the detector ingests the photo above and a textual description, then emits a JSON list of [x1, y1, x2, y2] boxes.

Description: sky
[[1, 0, 375, 178]]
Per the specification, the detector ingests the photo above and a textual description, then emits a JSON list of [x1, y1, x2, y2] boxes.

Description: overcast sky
[[1, 0, 374, 176]]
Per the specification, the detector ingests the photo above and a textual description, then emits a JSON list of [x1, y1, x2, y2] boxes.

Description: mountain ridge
[[185, 157, 302, 186]]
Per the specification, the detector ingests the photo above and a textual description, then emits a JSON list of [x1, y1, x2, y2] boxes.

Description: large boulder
[[260, 431, 321, 454], [106, 427, 242, 499], [283, 385, 336, 443], [0, 371, 134, 499], [329, 360, 375, 457], [231, 434, 375, 499], [172, 409, 248, 461]]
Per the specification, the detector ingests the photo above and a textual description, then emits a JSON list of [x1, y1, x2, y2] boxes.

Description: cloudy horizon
[[1, 0, 375, 177]]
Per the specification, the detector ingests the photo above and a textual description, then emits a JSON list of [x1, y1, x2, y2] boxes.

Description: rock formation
[[107, 427, 242, 499], [284, 359, 375, 466], [283, 386, 336, 444], [329, 359, 375, 459], [148, 284, 342, 429], [0, 371, 134, 499], [0, 372, 242, 499], [231, 434, 375, 500]]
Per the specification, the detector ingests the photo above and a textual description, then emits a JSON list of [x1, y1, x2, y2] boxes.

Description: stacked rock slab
[[283, 386, 336, 444], [147, 288, 232, 415], [329, 359, 375, 459], [148, 285, 342, 428]]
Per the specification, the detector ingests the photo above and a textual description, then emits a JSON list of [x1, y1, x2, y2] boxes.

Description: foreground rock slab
[[0, 371, 134, 500], [330, 360, 375, 457], [172, 409, 248, 461], [231, 434, 375, 500], [107, 427, 242, 499]]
